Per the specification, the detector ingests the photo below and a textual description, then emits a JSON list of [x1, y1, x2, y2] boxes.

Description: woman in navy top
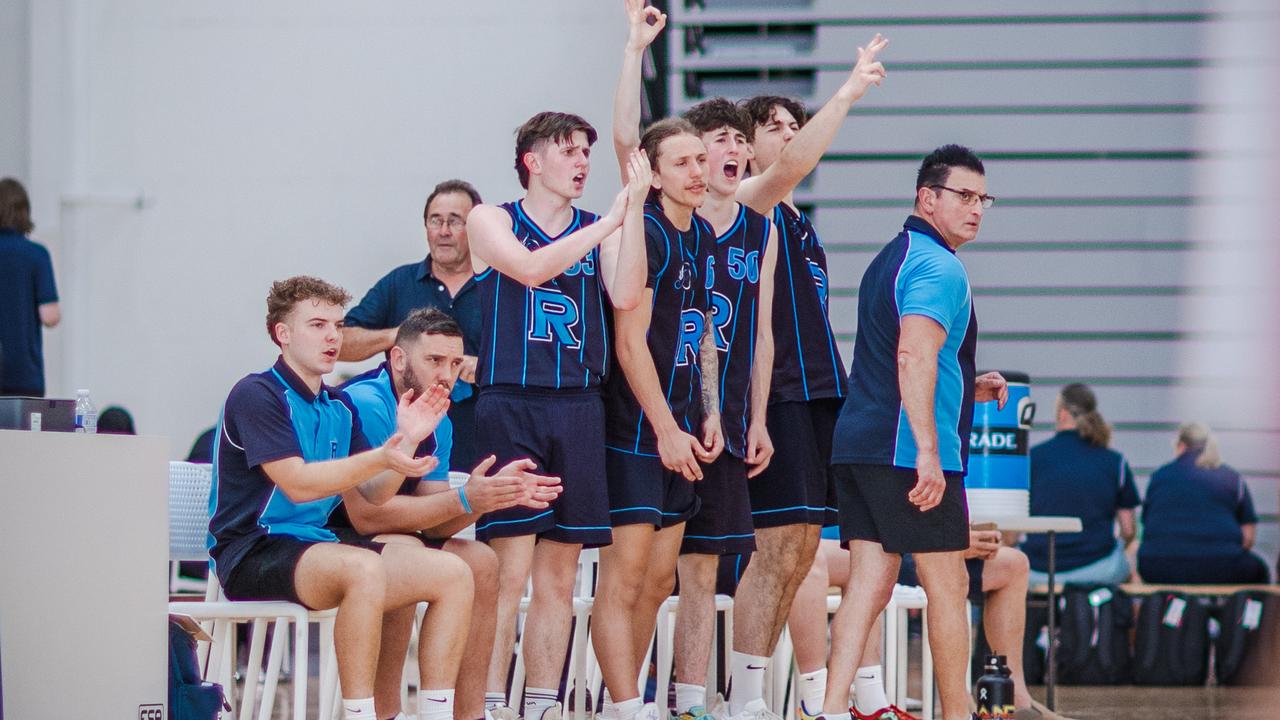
[[1023, 384, 1140, 585], [1138, 422, 1270, 584]]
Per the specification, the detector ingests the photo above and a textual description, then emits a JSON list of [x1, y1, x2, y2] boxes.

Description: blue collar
[[271, 356, 327, 404], [904, 215, 955, 255]]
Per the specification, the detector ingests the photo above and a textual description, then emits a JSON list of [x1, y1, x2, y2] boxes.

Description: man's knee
[[914, 552, 969, 599], [679, 555, 719, 596], [983, 546, 1030, 593], [449, 538, 500, 587], [750, 526, 809, 579]]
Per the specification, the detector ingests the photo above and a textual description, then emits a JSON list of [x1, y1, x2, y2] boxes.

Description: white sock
[[419, 689, 456, 720], [613, 697, 643, 720], [524, 687, 559, 720], [852, 665, 888, 715], [729, 652, 769, 715], [825, 713, 852, 720], [675, 683, 706, 714], [797, 668, 826, 716], [392, 713, 410, 720], [485, 692, 507, 710], [341, 697, 376, 720]]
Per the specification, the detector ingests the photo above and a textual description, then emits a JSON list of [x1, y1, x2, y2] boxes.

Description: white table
[[968, 515, 1082, 711]]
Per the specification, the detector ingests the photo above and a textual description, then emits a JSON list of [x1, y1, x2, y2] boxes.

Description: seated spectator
[[97, 405, 136, 435], [1023, 383, 1138, 586], [208, 275, 471, 720], [786, 529, 1036, 720], [187, 426, 216, 463], [1137, 422, 1270, 584]]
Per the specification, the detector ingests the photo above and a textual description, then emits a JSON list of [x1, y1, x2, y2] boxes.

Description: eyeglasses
[[931, 185, 996, 209], [427, 216, 466, 231]]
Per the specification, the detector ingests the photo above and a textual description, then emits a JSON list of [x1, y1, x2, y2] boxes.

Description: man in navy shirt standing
[[209, 276, 471, 720], [0, 178, 61, 397], [342, 179, 485, 471], [824, 146, 1007, 720]]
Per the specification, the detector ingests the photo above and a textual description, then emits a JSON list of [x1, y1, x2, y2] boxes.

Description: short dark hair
[[683, 98, 754, 142], [916, 144, 985, 190], [0, 177, 34, 234], [639, 117, 701, 203], [98, 406, 136, 435], [394, 307, 463, 348], [423, 179, 482, 225], [265, 276, 352, 346], [514, 112, 599, 189], [738, 95, 809, 130]]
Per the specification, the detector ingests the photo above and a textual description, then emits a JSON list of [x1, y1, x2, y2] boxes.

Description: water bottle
[[74, 389, 97, 434], [974, 654, 1015, 719]]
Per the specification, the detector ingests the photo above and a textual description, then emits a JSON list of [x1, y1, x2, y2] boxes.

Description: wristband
[[458, 485, 473, 514]]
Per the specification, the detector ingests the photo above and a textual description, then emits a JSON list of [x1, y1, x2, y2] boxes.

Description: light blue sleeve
[[343, 382, 395, 447], [896, 246, 969, 334], [424, 415, 453, 482]]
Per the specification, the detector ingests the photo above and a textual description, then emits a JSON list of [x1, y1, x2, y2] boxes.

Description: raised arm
[[898, 314, 947, 511], [745, 223, 779, 477], [738, 34, 888, 214], [613, 0, 667, 184], [467, 193, 626, 286], [600, 149, 653, 311]]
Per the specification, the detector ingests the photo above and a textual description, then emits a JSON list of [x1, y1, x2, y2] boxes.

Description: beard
[[400, 365, 425, 397]]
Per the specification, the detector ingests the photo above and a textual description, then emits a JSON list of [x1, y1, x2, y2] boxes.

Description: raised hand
[[745, 421, 775, 478], [603, 185, 630, 230], [395, 383, 450, 445], [843, 33, 889, 101], [624, 0, 666, 51], [495, 457, 564, 509], [380, 432, 440, 478], [626, 148, 653, 207]]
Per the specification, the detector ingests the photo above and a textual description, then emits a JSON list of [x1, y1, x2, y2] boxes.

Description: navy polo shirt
[[0, 231, 59, 395], [1140, 451, 1258, 558], [345, 255, 481, 359], [207, 357, 372, 585], [1023, 430, 1140, 572]]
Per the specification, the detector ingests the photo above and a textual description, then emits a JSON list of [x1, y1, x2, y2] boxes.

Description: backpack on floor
[[1214, 590, 1280, 686], [1055, 584, 1133, 684], [1132, 592, 1211, 685], [168, 619, 227, 720], [1020, 603, 1048, 685]]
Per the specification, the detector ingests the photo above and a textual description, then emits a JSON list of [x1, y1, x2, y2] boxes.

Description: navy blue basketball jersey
[[706, 204, 771, 458], [605, 203, 713, 455], [769, 203, 847, 402], [475, 201, 607, 389]]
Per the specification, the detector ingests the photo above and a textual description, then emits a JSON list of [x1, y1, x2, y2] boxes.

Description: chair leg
[[293, 616, 309, 720], [258, 619, 288, 720], [570, 600, 592, 720], [921, 611, 933, 720], [319, 618, 336, 720], [239, 618, 268, 720]]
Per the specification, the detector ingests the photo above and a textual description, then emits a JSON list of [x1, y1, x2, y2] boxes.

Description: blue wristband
[[458, 485, 473, 514]]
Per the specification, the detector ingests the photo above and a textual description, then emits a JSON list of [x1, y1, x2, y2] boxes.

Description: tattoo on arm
[[700, 311, 720, 415]]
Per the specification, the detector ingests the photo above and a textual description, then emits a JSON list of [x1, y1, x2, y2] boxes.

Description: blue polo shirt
[[1140, 451, 1258, 558], [340, 362, 450, 490], [0, 231, 59, 395], [1023, 430, 1140, 572], [831, 216, 977, 473], [208, 357, 372, 585]]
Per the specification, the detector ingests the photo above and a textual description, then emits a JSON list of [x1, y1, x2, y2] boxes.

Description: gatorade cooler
[[964, 371, 1035, 518]]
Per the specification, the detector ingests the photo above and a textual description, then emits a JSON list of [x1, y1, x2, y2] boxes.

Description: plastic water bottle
[[974, 654, 1015, 719], [74, 389, 97, 434]]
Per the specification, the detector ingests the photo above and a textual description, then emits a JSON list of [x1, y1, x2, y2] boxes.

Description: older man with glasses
[[342, 178, 485, 472]]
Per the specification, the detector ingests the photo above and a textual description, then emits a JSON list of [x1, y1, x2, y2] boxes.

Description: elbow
[[276, 482, 323, 505], [611, 289, 642, 311]]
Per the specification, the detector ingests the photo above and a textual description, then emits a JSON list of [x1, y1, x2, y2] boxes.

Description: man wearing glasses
[[342, 179, 485, 472], [821, 145, 1008, 720]]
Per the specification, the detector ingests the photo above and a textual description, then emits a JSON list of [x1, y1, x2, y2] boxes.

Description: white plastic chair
[[167, 460, 339, 720]]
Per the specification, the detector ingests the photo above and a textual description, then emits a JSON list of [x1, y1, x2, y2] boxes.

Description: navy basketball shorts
[[748, 397, 843, 528], [220, 531, 386, 609], [715, 552, 753, 597], [832, 463, 969, 554], [604, 448, 700, 529], [473, 386, 611, 548], [681, 453, 756, 555]]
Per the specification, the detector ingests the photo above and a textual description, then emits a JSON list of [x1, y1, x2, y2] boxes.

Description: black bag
[[1132, 592, 1211, 685], [1020, 603, 1048, 685], [168, 619, 227, 720], [1214, 591, 1280, 686], [1056, 584, 1133, 684]]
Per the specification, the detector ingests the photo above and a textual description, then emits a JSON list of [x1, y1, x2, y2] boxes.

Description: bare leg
[[822, 541, 898, 715], [487, 535, 537, 702], [913, 551, 971, 720], [786, 550, 830, 674], [372, 605, 417, 715], [980, 547, 1032, 708], [294, 543, 391, 698], [593, 524, 659, 702], [733, 525, 817, 657], [444, 538, 502, 719], [523, 539, 583, 692], [676, 553, 720, 687], [631, 523, 685, 675]]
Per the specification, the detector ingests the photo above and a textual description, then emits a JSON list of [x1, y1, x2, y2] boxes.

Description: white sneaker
[[730, 699, 783, 720], [488, 707, 520, 720], [530, 703, 563, 720], [636, 702, 669, 720]]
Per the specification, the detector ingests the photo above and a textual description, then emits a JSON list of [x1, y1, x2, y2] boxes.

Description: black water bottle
[[974, 654, 1015, 719]]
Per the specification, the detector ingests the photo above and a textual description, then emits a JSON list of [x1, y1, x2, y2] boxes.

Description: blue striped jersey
[[769, 203, 847, 402], [474, 200, 607, 390], [831, 216, 978, 473], [705, 204, 771, 458], [208, 357, 371, 582], [604, 204, 713, 455]]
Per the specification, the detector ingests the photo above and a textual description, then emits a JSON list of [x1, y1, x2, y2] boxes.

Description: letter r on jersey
[[676, 308, 705, 366], [529, 288, 581, 349]]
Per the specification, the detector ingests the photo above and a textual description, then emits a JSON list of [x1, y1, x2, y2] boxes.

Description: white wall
[[0, 0, 29, 178], [26, 1, 625, 456]]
